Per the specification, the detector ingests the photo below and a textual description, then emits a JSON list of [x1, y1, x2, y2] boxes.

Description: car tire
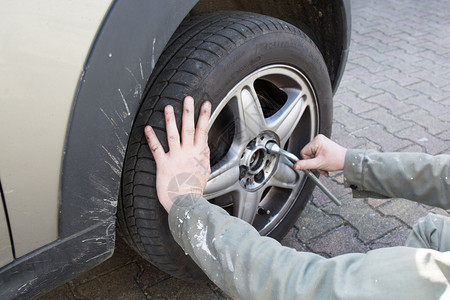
[[118, 11, 333, 281]]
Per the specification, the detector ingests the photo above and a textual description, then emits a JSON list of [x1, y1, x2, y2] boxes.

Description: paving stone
[[355, 46, 391, 64], [397, 125, 449, 154], [280, 227, 309, 252], [412, 58, 450, 77], [341, 60, 359, 72], [333, 105, 375, 132], [387, 49, 424, 64], [417, 42, 450, 56], [439, 85, 450, 95], [378, 198, 430, 228], [438, 113, 450, 124], [41, 284, 74, 300], [388, 40, 425, 54], [322, 198, 402, 243], [294, 202, 344, 242], [337, 80, 382, 109], [360, 107, 414, 133], [351, 56, 393, 74], [383, 57, 423, 75], [367, 30, 401, 44], [74, 263, 143, 299], [405, 94, 450, 117], [352, 124, 412, 152], [311, 189, 332, 207], [412, 70, 450, 88], [352, 20, 378, 35], [366, 92, 415, 115], [332, 172, 345, 185], [330, 124, 367, 149], [308, 225, 368, 258], [137, 260, 171, 288], [372, 80, 419, 100], [390, 32, 425, 46], [429, 207, 450, 217], [367, 198, 391, 209], [342, 64, 386, 85], [401, 108, 449, 135], [377, 69, 421, 86], [358, 39, 400, 57], [397, 25, 427, 38], [350, 31, 372, 44], [438, 130, 450, 141], [407, 81, 448, 101], [147, 278, 224, 300], [369, 226, 411, 250], [333, 89, 356, 106], [400, 143, 425, 153], [310, 173, 352, 207]]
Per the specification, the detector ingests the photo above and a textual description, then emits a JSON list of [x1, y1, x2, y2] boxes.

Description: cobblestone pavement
[[42, 0, 450, 299]]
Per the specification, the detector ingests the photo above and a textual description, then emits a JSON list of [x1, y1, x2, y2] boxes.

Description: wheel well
[[190, 0, 350, 92]]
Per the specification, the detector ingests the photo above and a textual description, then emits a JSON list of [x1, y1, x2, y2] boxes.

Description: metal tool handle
[[301, 169, 342, 206], [266, 143, 342, 206]]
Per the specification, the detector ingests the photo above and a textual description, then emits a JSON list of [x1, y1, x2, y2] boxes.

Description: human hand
[[144, 96, 211, 213], [294, 134, 347, 177]]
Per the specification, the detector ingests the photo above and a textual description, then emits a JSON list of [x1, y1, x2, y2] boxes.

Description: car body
[[0, 0, 350, 298]]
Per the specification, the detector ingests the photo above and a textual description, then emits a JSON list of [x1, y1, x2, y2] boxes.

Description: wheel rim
[[205, 64, 319, 235]]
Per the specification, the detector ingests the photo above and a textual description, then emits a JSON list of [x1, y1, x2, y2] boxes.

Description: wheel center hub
[[245, 147, 266, 174], [239, 132, 278, 190]]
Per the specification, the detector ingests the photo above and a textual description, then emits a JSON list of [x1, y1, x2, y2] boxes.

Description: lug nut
[[254, 170, 264, 183], [239, 166, 247, 178]]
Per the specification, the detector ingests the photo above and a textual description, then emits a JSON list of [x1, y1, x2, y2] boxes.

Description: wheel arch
[[59, 0, 198, 237], [191, 0, 351, 94]]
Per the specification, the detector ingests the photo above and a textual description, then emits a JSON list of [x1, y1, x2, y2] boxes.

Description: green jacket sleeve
[[344, 149, 450, 209], [169, 194, 450, 300]]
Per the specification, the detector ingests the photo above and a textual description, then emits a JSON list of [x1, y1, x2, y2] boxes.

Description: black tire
[[118, 11, 332, 281]]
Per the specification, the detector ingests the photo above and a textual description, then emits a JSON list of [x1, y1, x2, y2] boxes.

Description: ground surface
[[41, 0, 450, 298]]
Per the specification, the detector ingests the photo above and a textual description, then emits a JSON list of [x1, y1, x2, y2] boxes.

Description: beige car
[[0, 0, 350, 298]]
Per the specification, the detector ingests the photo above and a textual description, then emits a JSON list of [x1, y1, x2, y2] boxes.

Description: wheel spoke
[[266, 88, 310, 145], [233, 187, 264, 223], [266, 156, 302, 190], [204, 160, 240, 199], [230, 85, 266, 142]]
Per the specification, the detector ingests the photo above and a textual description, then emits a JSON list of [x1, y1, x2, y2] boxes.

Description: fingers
[[294, 157, 329, 177], [300, 134, 325, 159], [300, 144, 318, 160], [297, 134, 347, 172], [294, 157, 322, 171], [144, 126, 166, 163], [165, 105, 181, 152], [181, 96, 195, 147], [151, 98, 211, 156], [194, 101, 211, 147]]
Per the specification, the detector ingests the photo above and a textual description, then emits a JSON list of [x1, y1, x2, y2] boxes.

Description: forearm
[[168, 194, 299, 299], [169, 194, 450, 299], [344, 149, 450, 209]]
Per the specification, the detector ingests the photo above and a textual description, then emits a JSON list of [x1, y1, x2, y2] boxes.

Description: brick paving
[[42, 0, 450, 299]]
